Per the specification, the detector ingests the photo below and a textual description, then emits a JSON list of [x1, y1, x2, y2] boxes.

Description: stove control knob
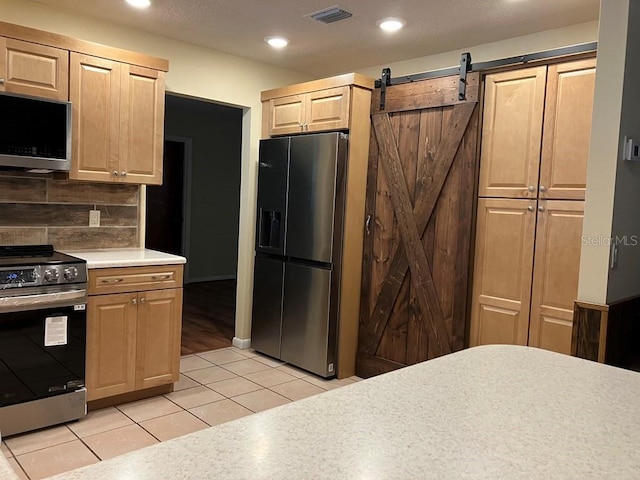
[[64, 267, 78, 281], [44, 268, 59, 282]]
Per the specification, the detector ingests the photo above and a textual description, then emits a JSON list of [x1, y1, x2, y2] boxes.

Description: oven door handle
[[0, 289, 87, 314]]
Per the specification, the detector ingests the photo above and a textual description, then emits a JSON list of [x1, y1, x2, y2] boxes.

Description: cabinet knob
[[0, 78, 5, 85], [113, 171, 119, 176], [121, 171, 127, 177], [539, 185, 547, 192], [140, 297, 146, 304], [132, 298, 137, 305], [538, 206, 545, 212], [527, 205, 534, 212], [528, 185, 535, 192]]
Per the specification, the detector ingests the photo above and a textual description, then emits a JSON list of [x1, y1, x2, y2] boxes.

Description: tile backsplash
[[0, 172, 140, 250]]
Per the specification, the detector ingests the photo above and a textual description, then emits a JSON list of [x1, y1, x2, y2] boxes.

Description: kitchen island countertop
[[62, 248, 186, 269], [21, 345, 640, 479]]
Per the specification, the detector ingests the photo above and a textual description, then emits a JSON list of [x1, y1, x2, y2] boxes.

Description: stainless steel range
[[0, 244, 88, 437]]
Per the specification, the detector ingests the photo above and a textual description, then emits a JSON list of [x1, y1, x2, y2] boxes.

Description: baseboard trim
[[233, 337, 251, 349], [186, 274, 237, 284]]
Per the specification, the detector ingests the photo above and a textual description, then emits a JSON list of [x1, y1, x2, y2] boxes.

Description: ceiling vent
[[306, 6, 353, 24]]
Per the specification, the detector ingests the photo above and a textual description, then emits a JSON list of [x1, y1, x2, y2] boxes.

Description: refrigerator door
[[286, 133, 341, 263], [251, 256, 284, 359], [281, 262, 336, 377], [255, 137, 289, 256]]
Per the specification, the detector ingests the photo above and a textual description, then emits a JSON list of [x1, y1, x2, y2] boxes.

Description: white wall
[[606, 0, 640, 303], [357, 21, 598, 78], [577, 1, 629, 304], [0, 0, 311, 341]]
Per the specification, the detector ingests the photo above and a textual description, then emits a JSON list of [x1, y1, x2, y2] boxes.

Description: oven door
[[0, 288, 86, 408]]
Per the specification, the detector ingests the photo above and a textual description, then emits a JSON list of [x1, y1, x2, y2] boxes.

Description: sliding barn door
[[356, 74, 479, 378]]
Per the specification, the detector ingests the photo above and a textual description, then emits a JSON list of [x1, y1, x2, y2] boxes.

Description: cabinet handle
[[539, 185, 547, 192], [139, 297, 146, 304], [112, 171, 119, 176], [121, 171, 127, 176], [101, 278, 123, 284], [365, 214, 372, 235], [131, 298, 137, 305], [527, 205, 534, 212], [528, 185, 535, 192], [151, 274, 171, 281]]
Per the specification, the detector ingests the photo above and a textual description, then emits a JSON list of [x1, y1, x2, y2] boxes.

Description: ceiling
[[31, 0, 600, 77]]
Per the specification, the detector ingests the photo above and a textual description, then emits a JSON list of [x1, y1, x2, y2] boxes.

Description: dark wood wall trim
[[572, 297, 640, 370]]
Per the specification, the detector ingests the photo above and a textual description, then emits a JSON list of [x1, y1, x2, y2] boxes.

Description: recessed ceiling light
[[379, 18, 405, 32], [265, 37, 289, 49], [125, 0, 151, 9]]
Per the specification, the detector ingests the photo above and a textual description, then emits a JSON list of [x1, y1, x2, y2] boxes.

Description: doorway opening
[[145, 93, 243, 356]]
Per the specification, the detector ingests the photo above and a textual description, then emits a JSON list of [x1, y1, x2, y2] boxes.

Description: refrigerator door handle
[[365, 214, 372, 236]]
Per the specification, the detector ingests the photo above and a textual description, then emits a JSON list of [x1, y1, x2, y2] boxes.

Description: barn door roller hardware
[[374, 42, 598, 107], [458, 52, 472, 101], [379, 67, 391, 110]]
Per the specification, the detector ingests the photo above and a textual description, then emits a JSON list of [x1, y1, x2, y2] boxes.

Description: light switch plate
[[624, 136, 640, 161], [89, 210, 100, 227]]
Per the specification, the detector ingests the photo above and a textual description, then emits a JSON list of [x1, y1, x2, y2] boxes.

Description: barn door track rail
[[376, 42, 597, 110]]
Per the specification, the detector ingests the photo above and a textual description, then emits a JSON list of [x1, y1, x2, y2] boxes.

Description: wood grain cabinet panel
[[69, 53, 121, 183], [478, 67, 547, 198], [120, 65, 165, 185], [86, 293, 137, 401], [470, 198, 536, 346], [528, 201, 584, 354], [136, 288, 182, 389], [0, 37, 69, 100], [69, 53, 164, 185], [267, 86, 350, 136], [86, 265, 183, 401], [539, 59, 596, 200]]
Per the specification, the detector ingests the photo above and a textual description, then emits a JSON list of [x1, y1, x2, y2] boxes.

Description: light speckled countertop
[[32, 345, 640, 479], [62, 248, 186, 269]]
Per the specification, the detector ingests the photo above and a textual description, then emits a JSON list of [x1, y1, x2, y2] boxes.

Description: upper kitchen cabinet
[[267, 86, 350, 136], [0, 21, 168, 185], [261, 74, 372, 138], [0, 37, 69, 100], [478, 66, 547, 199], [70, 53, 164, 184], [539, 58, 596, 201]]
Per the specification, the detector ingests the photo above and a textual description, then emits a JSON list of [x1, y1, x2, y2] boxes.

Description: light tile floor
[[2, 347, 361, 480]]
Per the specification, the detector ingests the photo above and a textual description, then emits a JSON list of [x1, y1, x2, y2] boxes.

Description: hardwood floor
[[181, 280, 236, 355]]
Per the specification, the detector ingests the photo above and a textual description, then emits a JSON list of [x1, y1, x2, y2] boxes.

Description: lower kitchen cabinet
[[86, 265, 183, 402], [470, 198, 584, 354]]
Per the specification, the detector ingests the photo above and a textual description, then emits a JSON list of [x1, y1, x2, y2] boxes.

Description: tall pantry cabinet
[[470, 57, 596, 354]]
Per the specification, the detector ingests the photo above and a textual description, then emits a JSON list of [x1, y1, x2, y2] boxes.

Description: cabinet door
[[120, 65, 165, 185], [86, 293, 137, 401], [0, 37, 69, 100], [478, 67, 547, 198], [135, 288, 182, 389], [306, 86, 350, 133], [270, 94, 305, 136], [470, 198, 536, 346], [69, 53, 121, 182], [528, 201, 584, 354], [539, 59, 596, 200]]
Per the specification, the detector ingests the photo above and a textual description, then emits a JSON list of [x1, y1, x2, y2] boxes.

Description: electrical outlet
[[89, 210, 101, 227]]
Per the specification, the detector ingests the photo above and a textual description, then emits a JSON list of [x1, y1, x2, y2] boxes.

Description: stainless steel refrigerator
[[251, 132, 348, 377]]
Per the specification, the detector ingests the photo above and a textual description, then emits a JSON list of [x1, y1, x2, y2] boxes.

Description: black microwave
[[0, 92, 72, 172]]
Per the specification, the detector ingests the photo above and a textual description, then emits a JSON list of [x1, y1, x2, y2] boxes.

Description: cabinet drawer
[[89, 265, 183, 295]]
